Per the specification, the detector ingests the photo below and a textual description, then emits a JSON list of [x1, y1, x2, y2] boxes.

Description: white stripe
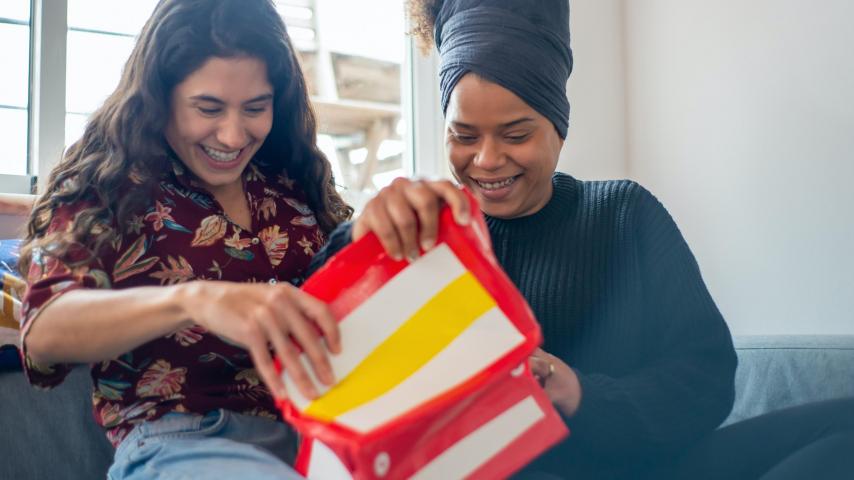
[[306, 440, 353, 480], [284, 244, 467, 409], [410, 396, 546, 480], [336, 306, 525, 432]]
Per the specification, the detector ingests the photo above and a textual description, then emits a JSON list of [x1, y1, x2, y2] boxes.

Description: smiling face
[[164, 56, 274, 198], [445, 74, 564, 219]]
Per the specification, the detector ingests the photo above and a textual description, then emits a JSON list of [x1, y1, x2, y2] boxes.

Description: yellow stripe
[[305, 272, 495, 421], [0, 273, 18, 329]]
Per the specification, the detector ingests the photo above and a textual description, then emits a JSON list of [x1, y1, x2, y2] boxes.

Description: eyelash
[[450, 132, 531, 144], [196, 105, 269, 116], [506, 134, 530, 143], [451, 132, 478, 143]]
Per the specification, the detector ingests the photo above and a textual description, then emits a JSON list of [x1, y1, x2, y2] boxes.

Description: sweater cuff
[[565, 369, 615, 448]]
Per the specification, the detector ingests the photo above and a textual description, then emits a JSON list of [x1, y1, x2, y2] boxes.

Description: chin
[[479, 203, 517, 220]]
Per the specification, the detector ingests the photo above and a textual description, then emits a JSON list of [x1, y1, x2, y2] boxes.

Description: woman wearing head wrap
[[310, 0, 854, 478]]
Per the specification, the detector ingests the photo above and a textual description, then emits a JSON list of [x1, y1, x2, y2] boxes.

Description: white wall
[[559, 0, 628, 180], [622, 0, 854, 334]]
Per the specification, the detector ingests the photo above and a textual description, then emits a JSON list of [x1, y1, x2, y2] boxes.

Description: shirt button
[[251, 237, 260, 245], [268, 278, 278, 285]]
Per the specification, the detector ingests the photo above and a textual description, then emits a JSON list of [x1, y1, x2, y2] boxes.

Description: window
[[65, 0, 159, 146], [279, 0, 410, 210], [0, 1, 32, 177]]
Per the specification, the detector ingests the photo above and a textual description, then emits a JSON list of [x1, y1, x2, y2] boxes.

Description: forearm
[[569, 356, 735, 457], [24, 283, 195, 365]]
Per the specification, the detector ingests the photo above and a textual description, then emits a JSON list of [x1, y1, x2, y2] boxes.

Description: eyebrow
[[189, 93, 274, 105], [450, 117, 536, 130]]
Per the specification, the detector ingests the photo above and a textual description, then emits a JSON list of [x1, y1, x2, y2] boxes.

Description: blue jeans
[[108, 409, 303, 480]]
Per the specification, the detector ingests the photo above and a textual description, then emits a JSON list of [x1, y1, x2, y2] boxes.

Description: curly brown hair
[[19, 0, 352, 275], [405, 0, 444, 54]]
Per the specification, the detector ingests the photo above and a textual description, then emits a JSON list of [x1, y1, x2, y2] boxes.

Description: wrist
[[168, 282, 201, 330], [555, 368, 583, 417]]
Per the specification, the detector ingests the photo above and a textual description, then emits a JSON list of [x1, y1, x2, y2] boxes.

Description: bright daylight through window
[[0, 1, 32, 176]]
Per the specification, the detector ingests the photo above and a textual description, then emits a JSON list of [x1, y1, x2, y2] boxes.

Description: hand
[[353, 177, 471, 261], [529, 348, 582, 417], [178, 281, 341, 402]]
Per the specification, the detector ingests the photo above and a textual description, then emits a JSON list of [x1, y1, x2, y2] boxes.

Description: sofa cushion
[[0, 239, 23, 368], [724, 335, 854, 427], [0, 367, 113, 479]]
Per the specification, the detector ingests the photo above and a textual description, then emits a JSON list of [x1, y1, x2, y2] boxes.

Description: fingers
[[357, 188, 406, 260], [252, 304, 319, 400], [402, 180, 441, 252], [275, 293, 335, 387], [293, 288, 341, 355], [353, 177, 470, 260], [528, 352, 554, 387], [385, 180, 422, 261], [425, 180, 470, 226], [243, 322, 289, 400]]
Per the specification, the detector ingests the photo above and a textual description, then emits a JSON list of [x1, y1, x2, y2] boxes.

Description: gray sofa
[[2, 335, 853, 479]]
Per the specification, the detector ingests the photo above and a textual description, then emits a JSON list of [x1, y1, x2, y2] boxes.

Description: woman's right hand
[[177, 281, 341, 402], [353, 177, 471, 261]]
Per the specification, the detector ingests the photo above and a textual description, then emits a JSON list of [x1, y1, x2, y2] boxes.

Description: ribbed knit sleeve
[[566, 185, 737, 460], [306, 221, 353, 277]]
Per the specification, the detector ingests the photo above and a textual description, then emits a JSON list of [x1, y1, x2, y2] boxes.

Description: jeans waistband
[[114, 410, 222, 461]]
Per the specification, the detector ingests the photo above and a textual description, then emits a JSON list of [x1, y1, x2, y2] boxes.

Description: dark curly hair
[[19, 0, 352, 275], [406, 0, 444, 54]]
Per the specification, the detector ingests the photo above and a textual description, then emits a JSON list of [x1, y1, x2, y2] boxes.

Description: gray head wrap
[[435, 0, 573, 138]]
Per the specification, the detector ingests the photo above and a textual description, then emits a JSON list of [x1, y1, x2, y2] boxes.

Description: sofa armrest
[[0, 194, 35, 238]]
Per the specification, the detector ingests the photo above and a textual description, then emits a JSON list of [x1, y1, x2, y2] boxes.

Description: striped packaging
[[278, 192, 568, 479]]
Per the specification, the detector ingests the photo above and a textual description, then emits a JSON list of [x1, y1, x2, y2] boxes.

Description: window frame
[[12, 0, 444, 196], [0, 4, 35, 189]]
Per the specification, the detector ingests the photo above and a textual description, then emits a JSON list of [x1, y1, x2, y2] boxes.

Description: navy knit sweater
[[309, 173, 737, 478]]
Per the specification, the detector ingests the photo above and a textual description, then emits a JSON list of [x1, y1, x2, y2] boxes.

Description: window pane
[[68, 0, 158, 35], [310, 0, 407, 211], [316, 0, 404, 63], [0, 108, 29, 176], [0, 23, 30, 108], [66, 31, 136, 114], [0, 1, 30, 22], [66, 113, 89, 148]]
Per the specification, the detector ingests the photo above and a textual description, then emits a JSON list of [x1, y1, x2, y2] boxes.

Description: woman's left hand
[[529, 348, 583, 417]]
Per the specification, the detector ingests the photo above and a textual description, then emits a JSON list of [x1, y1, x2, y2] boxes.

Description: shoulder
[[567, 176, 681, 242], [565, 175, 657, 216]]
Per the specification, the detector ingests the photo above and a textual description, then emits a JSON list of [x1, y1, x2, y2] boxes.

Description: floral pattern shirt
[[20, 160, 325, 447]]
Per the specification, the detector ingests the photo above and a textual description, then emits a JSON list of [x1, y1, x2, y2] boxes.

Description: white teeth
[[476, 176, 517, 190], [202, 145, 240, 162]]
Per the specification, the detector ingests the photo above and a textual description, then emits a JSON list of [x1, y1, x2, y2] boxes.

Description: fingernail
[[407, 250, 419, 262], [421, 238, 435, 251], [458, 211, 470, 225]]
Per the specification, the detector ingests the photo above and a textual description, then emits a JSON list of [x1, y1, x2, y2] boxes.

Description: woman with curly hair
[[309, 0, 854, 478], [19, 0, 350, 477]]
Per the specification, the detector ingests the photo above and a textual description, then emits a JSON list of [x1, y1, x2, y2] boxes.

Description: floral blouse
[[20, 160, 325, 447]]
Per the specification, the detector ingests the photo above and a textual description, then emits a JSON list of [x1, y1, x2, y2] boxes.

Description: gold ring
[[545, 361, 555, 379]]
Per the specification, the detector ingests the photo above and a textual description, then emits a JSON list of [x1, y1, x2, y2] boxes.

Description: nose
[[215, 112, 249, 150], [472, 136, 505, 171]]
